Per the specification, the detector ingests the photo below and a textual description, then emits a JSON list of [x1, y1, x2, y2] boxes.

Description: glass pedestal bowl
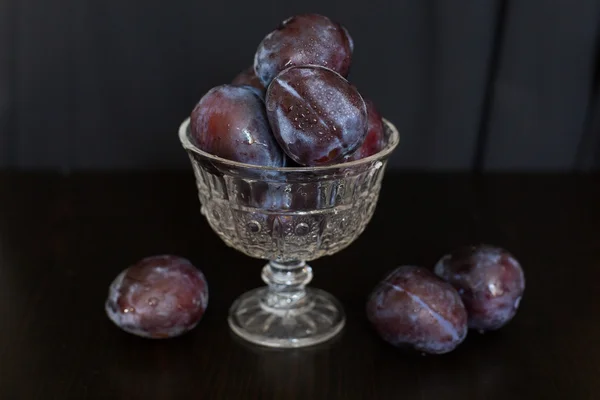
[[179, 118, 399, 348]]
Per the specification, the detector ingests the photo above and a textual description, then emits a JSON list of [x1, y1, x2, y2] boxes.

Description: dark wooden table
[[1, 171, 598, 399]]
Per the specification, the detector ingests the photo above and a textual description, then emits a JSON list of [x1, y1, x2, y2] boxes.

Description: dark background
[[1, 0, 599, 172]]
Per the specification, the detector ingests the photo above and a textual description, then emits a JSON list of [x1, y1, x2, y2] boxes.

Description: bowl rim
[[178, 117, 399, 173]]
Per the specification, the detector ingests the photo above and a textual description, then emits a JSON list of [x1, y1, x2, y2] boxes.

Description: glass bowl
[[179, 118, 399, 348]]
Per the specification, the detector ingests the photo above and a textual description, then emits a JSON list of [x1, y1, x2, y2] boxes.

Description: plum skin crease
[[366, 265, 468, 355], [265, 65, 367, 166], [105, 255, 209, 339], [434, 244, 526, 332]]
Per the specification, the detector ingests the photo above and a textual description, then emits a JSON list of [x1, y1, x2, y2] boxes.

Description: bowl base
[[228, 287, 345, 348]]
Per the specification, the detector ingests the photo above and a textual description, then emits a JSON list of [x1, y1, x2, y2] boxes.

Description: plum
[[366, 265, 468, 354], [232, 66, 265, 98], [434, 245, 525, 332], [266, 65, 367, 166], [105, 255, 208, 339], [190, 85, 285, 167], [341, 25, 354, 53], [254, 14, 353, 87], [345, 98, 385, 161]]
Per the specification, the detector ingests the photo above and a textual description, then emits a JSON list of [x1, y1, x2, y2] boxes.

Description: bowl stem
[[260, 260, 313, 310], [228, 259, 345, 348]]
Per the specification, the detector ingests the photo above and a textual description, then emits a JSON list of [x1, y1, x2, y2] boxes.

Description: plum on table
[[105, 255, 209, 339], [366, 265, 468, 354], [434, 245, 525, 332]]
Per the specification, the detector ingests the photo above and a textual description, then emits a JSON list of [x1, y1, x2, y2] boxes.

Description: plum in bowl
[[178, 117, 399, 348]]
